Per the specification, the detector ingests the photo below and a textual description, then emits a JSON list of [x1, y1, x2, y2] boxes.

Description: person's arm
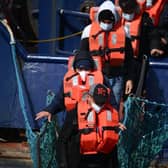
[[35, 83, 65, 122], [142, 12, 164, 56], [80, 24, 91, 51], [43, 84, 65, 114], [124, 37, 136, 80]]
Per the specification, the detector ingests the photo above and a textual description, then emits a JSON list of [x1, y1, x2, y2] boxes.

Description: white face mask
[[122, 13, 135, 21], [100, 22, 113, 31], [146, 0, 153, 8], [91, 102, 102, 113], [78, 70, 88, 82]]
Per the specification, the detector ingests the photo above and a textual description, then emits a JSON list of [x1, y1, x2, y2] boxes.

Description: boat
[[0, 0, 168, 167]]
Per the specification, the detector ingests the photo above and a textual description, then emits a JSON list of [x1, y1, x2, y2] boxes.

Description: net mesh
[[25, 95, 168, 168], [26, 91, 59, 168], [118, 96, 168, 168]]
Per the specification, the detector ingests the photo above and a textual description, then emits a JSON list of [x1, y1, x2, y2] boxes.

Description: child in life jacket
[[77, 83, 126, 168]]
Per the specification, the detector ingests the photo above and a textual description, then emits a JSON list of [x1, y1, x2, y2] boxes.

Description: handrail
[[58, 9, 89, 18]]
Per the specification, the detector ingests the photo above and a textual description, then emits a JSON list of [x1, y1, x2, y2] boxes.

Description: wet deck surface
[[0, 142, 33, 168]]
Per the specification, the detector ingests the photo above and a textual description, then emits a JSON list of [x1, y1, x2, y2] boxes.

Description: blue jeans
[[108, 76, 123, 111]]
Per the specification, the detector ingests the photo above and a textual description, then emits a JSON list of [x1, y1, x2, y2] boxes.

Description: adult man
[[145, 0, 168, 56], [118, 0, 163, 95], [80, 0, 135, 111]]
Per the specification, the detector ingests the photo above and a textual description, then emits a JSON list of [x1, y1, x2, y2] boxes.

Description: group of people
[[35, 0, 168, 168]]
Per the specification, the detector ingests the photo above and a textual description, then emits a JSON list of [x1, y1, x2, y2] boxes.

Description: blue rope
[[10, 43, 34, 138]]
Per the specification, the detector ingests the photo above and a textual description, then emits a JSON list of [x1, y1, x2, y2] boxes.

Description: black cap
[[73, 51, 95, 70], [98, 10, 115, 23], [89, 84, 109, 106]]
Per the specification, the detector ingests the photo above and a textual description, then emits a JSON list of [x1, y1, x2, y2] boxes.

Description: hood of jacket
[[97, 0, 119, 24]]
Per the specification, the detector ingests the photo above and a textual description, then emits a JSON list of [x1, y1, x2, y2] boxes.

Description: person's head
[[88, 84, 109, 112], [119, 0, 138, 21], [97, 0, 119, 31], [73, 51, 95, 82], [80, 0, 95, 13]]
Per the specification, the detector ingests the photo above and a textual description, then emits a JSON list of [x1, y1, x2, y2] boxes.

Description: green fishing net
[[26, 90, 60, 168], [26, 94, 168, 168], [118, 96, 168, 168]]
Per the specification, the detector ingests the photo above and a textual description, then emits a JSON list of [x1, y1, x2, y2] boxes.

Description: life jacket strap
[[90, 47, 125, 57], [65, 72, 78, 81], [131, 35, 140, 41], [79, 128, 95, 134], [102, 126, 120, 133]]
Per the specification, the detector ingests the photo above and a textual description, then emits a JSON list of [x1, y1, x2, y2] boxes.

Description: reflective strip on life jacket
[[78, 101, 119, 155], [145, 0, 166, 26], [122, 13, 142, 58], [89, 22, 125, 66]]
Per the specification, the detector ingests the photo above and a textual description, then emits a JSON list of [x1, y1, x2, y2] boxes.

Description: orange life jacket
[[115, 0, 145, 57], [78, 101, 119, 155], [145, 0, 166, 26], [89, 21, 125, 67], [63, 68, 104, 111], [122, 13, 143, 57]]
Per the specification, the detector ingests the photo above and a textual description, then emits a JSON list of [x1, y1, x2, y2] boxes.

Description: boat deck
[[0, 141, 33, 168], [0, 128, 33, 168], [1, 128, 168, 168]]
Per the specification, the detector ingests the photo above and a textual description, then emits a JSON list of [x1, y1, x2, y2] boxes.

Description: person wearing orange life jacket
[[77, 83, 126, 168], [35, 51, 113, 168], [118, 0, 163, 94], [36, 83, 126, 168], [145, 0, 167, 27], [145, 0, 168, 56], [80, 0, 136, 111]]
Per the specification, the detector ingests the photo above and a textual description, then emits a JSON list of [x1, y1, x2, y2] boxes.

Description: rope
[[0, 19, 34, 135], [18, 31, 82, 43], [0, 19, 41, 168], [133, 96, 168, 107]]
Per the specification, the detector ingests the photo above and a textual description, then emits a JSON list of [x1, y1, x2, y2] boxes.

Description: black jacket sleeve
[[80, 37, 89, 51], [124, 37, 137, 82], [140, 12, 161, 56], [43, 83, 65, 115]]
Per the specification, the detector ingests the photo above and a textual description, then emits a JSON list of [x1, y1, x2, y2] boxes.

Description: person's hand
[[150, 48, 164, 57], [118, 122, 127, 131], [35, 111, 52, 122], [161, 37, 167, 45], [125, 80, 133, 95]]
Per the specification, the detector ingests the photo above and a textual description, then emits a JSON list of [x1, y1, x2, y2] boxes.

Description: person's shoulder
[[81, 24, 92, 39]]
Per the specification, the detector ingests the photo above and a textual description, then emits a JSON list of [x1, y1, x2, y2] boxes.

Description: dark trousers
[[56, 110, 80, 168]]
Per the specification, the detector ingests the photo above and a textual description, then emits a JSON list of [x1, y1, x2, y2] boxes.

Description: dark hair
[[73, 51, 95, 70], [119, 0, 138, 13], [98, 10, 115, 23]]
